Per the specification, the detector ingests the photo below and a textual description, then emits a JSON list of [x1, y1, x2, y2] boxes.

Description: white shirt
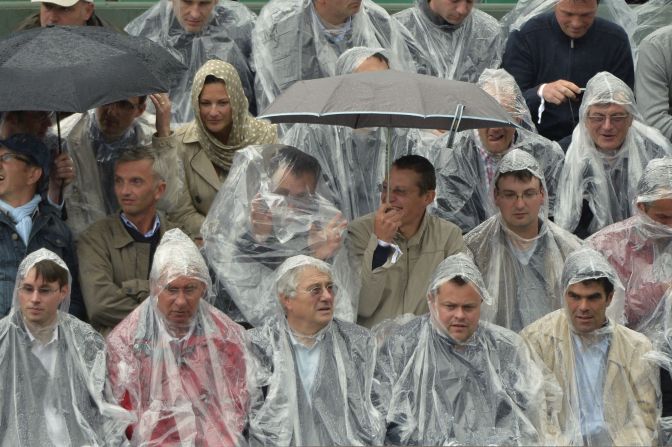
[[288, 330, 325, 403]]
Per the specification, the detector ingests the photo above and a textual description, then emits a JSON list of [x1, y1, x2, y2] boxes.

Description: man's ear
[[424, 190, 436, 205], [26, 166, 43, 187], [605, 291, 614, 307], [83, 2, 94, 20]]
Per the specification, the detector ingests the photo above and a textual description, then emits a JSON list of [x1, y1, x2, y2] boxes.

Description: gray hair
[[275, 255, 332, 303], [115, 145, 170, 183]]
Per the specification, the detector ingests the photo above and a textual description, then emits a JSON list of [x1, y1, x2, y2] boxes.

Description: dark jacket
[[502, 12, 634, 141], [0, 202, 85, 319]]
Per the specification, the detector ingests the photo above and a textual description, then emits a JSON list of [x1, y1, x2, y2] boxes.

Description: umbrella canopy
[[259, 70, 517, 130], [0, 25, 185, 112]]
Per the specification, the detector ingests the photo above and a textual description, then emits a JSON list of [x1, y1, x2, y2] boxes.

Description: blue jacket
[[0, 202, 85, 319], [502, 12, 634, 142]]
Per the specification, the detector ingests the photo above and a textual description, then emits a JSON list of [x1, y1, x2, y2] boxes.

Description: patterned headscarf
[[190, 59, 277, 170]]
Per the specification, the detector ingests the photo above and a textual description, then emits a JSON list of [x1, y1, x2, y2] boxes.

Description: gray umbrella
[[0, 25, 185, 112], [260, 70, 517, 201], [259, 70, 516, 131]]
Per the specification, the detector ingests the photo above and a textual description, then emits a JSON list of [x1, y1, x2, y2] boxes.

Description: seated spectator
[[502, 0, 634, 142], [176, 60, 277, 233], [347, 155, 465, 328], [466, 149, 581, 332], [125, 0, 257, 122], [374, 252, 545, 445], [202, 144, 355, 327], [78, 146, 176, 335], [522, 247, 660, 445], [248, 255, 383, 445], [636, 24, 672, 142], [426, 68, 565, 232], [588, 157, 672, 332], [283, 47, 415, 221], [0, 134, 84, 318], [16, 0, 114, 30], [555, 71, 672, 238], [60, 94, 193, 237], [107, 228, 249, 446], [0, 249, 131, 445], [394, 0, 501, 81], [251, 0, 417, 111]]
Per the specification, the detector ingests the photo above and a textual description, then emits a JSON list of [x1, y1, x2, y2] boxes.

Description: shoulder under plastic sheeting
[[373, 314, 546, 445], [419, 127, 563, 233], [478, 68, 535, 132], [61, 110, 183, 238], [394, 1, 501, 82], [107, 228, 250, 446], [251, 0, 417, 112], [554, 72, 672, 236], [281, 125, 415, 221], [248, 316, 383, 445], [0, 248, 133, 446], [334, 46, 390, 75], [632, 0, 672, 46], [523, 307, 661, 446], [125, 0, 256, 123], [587, 157, 672, 332], [499, 0, 637, 56], [201, 144, 358, 326], [466, 150, 581, 332]]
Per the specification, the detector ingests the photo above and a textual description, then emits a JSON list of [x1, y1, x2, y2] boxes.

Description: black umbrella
[[260, 70, 518, 201], [0, 25, 185, 112], [0, 25, 186, 202]]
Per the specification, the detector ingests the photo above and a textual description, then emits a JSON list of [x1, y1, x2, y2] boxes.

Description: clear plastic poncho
[[632, 0, 672, 46], [281, 47, 415, 221], [588, 157, 672, 332], [59, 110, 182, 237], [106, 229, 250, 446], [465, 149, 582, 332], [373, 252, 546, 445], [521, 247, 660, 446], [201, 144, 358, 327], [247, 255, 384, 445], [251, 0, 417, 112], [125, 0, 257, 123], [421, 69, 564, 233], [554, 71, 672, 236], [641, 287, 672, 445], [394, 0, 502, 82], [0, 248, 132, 446]]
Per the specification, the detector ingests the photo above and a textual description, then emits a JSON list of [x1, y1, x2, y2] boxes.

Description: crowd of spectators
[[2, 0, 672, 443]]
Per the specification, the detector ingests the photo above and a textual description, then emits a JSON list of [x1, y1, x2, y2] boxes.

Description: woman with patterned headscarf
[[174, 59, 277, 232]]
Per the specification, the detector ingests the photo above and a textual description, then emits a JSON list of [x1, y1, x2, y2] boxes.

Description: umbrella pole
[[56, 111, 63, 205], [446, 104, 465, 149], [386, 127, 391, 203]]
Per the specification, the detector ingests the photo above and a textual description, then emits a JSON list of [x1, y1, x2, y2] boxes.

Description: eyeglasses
[[102, 100, 141, 112], [163, 283, 203, 297], [303, 283, 336, 298], [0, 152, 31, 165], [586, 113, 630, 126], [19, 285, 60, 297], [497, 189, 541, 203]]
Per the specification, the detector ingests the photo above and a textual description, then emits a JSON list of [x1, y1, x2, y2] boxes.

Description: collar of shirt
[[120, 212, 161, 238], [288, 327, 325, 401], [24, 322, 59, 376]]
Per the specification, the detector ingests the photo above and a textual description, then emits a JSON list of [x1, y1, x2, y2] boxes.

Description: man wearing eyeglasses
[[554, 72, 672, 239], [464, 149, 581, 332], [247, 255, 383, 445], [61, 94, 201, 238], [347, 154, 465, 328], [0, 133, 84, 319]]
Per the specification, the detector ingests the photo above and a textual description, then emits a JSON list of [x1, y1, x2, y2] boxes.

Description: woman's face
[[199, 81, 233, 141]]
